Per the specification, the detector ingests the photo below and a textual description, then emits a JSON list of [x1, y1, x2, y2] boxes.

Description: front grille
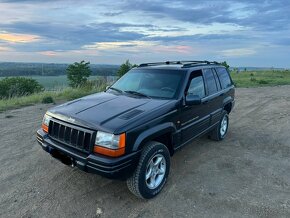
[[48, 119, 94, 153]]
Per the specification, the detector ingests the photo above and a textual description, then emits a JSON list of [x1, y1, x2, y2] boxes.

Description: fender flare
[[132, 122, 177, 151], [223, 96, 233, 107]]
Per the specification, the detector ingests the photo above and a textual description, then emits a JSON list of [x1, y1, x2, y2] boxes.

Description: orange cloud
[[0, 32, 39, 43]]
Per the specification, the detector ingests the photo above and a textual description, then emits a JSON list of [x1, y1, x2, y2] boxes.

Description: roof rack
[[138, 61, 221, 68]]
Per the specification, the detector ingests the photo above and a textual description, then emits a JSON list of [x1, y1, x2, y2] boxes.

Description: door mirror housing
[[185, 95, 201, 106]]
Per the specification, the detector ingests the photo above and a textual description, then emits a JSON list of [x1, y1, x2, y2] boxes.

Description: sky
[[0, 0, 289, 67]]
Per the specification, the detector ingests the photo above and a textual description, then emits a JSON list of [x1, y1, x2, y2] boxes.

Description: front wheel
[[127, 141, 170, 199], [209, 110, 229, 141]]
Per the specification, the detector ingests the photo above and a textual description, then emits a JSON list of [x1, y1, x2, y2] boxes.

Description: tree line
[[0, 62, 119, 77]]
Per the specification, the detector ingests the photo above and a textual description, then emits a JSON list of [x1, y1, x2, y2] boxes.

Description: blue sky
[[0, 0, 289, 67]]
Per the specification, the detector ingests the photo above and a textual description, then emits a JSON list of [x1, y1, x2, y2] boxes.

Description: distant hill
[[0, 62, 119, 77]]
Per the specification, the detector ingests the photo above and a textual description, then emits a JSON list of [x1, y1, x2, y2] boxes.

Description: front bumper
[[36, 129, 140, 179]]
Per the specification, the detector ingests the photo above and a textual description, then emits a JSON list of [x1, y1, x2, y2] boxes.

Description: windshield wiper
[[124, 90, 151, 99], [108, 87, 123, 93]]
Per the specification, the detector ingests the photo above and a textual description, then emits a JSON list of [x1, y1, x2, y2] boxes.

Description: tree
[[67, 61, 91, 88], [221, 61, 230, 70], [117, 60, 137, 78]]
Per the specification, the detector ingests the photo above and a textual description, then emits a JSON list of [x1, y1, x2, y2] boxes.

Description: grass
[[0, 85, 106, 112], [230, 70, 290, 87]]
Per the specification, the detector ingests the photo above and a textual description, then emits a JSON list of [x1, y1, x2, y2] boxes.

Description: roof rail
[[138, 61, 221, 68], [138, 61, 182, 67], [182, 61, 220, 68]]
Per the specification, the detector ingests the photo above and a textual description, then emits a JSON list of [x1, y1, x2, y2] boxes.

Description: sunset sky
[[0, 0, 289, 67]]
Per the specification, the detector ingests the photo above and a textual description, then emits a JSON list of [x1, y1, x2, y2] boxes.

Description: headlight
[[94, 131, 126, 157], [42, 114, 51, 133]]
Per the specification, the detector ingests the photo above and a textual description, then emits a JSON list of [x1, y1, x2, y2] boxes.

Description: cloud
[[153, 45, 193, 54], [0, 46, 12, 51], [0, 32, 39, 43], [0, 0, 289, 67], [38, 51, 58, 56], [220, 48, 257, 57], [83, 41, 157, 50]]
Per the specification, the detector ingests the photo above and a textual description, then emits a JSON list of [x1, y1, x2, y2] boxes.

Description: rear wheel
[[127, 141, 170, 199], [209, 110, 229, 141]]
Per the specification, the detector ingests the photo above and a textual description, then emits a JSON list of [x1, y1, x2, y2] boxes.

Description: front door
[[179, 70, 210, 144]]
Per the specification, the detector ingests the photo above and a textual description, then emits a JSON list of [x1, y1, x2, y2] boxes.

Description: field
[[1, 86, 290, 217], [230, 70, 290, 87]]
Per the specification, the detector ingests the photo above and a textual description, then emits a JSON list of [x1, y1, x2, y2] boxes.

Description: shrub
[[42, 96, 54, 104], [250, 77, 257, 82], [0, 77, 43, 99], [258, 80, 269, 84]]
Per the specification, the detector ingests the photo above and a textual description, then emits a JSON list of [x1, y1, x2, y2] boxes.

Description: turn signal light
[[42, 123, 48, 133]]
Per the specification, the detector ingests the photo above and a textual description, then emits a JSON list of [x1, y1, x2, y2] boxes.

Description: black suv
[[37, 61, 235, 199]]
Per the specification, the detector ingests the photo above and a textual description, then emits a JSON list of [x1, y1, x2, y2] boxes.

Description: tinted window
[[216, 68, 232, 89], [203, 68, 218, 95], [187, 75, 205, 98], [110, 69, 184, 99]]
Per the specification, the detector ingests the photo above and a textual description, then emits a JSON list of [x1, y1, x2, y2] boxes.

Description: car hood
[[48, 92, 171, 133]]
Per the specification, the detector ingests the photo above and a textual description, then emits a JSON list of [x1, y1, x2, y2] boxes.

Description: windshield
[[109, 69, 184, 99]]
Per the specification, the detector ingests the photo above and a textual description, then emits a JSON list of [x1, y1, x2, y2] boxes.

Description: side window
[[212, 70, 222, 90], [216, 67, 232, 89], [187, 75, 205, 98], [203, 68, 218, 95]]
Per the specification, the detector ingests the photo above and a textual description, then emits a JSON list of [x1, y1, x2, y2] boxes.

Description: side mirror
[[185, 95, 201, 106], [105, 85, 110, 91]]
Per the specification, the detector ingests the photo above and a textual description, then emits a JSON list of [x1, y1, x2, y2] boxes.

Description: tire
[[209, 110, 229, 141], [126, 141, 170, 199]]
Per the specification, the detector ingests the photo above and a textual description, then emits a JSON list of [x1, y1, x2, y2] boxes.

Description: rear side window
[[187, 75, 205, 98], [216, 68, 232, 89], [203, 68, 218, 95]]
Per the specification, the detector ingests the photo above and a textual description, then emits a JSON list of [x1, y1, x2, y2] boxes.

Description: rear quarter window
[[215, 68, 232, 89]]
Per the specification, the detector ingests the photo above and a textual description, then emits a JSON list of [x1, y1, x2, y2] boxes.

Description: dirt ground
[[1, 86, 290, 218]]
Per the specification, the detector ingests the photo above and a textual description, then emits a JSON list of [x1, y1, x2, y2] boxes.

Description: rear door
[[202, 68, 223, 126], [214, 67, 235, 109]]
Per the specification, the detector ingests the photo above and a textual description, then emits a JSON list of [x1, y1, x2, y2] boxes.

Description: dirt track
[[1, 86, 290, 218]]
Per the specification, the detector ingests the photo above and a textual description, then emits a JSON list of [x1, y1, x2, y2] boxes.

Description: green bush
[[0, 77, 43, 99], [250, 77, 257, 82], [42, 96, 54, 104], [258, 79, 269, 84]]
